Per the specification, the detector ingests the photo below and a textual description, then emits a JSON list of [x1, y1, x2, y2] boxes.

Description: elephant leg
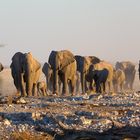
[[62, 75, 68, 96], [33, 83, 37, 96], [85, 80, 89, 92], [42, 88, 47, 96], [130, 78, 134, 90], [120, 83, 123, 92], [20, 74, 26, 96], [14, 75, 20, 96], [89, 80, 93, 91], [81, 73, 86, 94], [95, 81, 100, 93], [103, 82, 106, 93], [108, 81, 112, 92], [76, 78, 80, 94], [71, 78, 76, 96]]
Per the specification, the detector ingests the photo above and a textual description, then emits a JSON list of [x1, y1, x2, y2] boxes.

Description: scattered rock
[[13, 97, 27, 104], [4, 119, 11, 126]]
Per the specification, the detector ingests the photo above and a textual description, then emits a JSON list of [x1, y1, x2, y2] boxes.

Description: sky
[[0, 0, 140, 65]]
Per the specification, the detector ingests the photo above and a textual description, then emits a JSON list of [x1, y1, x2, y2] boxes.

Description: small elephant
[[113, 69, 125, 92], [42, 62, 53, 92], [87, 65, 109, 93], [37, 81, 47, 96], [93, 61, 114, 92], [42, 62, 62, 95], [116, 61, 136, 90]]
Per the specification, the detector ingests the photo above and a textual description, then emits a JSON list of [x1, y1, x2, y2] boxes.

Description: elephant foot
[[33, 93, 38, 97], [27, 92, 32, 97], [71, 92, 75, 96], [21, 92, 27, 97]]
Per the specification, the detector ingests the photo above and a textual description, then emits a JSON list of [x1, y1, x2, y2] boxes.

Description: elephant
[[48, 50, 77, 96], [115, 61, 136, 90], [75, 55, 100, 93], [10, 52, 26, 96], [42, 62, 62, 94], [10, 52, 41, 96], [22, 52, 41, 96], [113, 69, 125, 92], [87, 65, 109, 93], [93, 61, 114, 92], [0, 63, 4, 72], [42, 62, 53, 93], [37, 81, 47, 96]]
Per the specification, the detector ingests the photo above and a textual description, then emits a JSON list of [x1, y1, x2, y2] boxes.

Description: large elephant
[[0, 63, 4, 72], [113, 69, 125, 92], [22, 52, 41, 96], [115, 61, 136, 90], [75, 55, 100, 93], [10, 52, 41, 96], [48, 50, 77, 96], [93, 61, 114, 92], [10, 52, 26, 96]]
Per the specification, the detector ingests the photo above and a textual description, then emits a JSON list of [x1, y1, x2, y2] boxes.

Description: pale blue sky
[[0, 0, 140, 65]]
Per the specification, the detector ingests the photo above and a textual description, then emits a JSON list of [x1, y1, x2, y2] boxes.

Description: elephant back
[[116, 61, 135, 71]]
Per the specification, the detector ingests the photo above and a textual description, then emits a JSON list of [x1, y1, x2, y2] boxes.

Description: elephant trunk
[[25, 65, 33, 96]]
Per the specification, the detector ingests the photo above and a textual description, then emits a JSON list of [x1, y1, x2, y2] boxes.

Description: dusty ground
[[0, 68, 140, 140]]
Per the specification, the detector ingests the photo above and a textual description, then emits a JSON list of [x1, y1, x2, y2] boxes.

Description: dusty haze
[[0, 0, 140, 66]]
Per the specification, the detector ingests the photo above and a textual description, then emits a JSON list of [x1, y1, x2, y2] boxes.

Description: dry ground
[[0, 68, 140, 140]]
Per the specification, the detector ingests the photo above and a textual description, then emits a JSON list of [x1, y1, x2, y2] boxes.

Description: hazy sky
[[0, 0, 140, 65]]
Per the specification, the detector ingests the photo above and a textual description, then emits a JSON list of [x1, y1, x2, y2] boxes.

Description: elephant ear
[[75, 55, 84, 72], [48, 50, 57, 69], [42, 62, 51, 75], [27, 52, 41, 72], [59, 50, 75, 69], [33, 59, 41, 72]]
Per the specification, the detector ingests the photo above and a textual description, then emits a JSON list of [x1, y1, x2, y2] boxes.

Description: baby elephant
[[37, 81, 47, 96], [88, 65, 109, 93], [113, 69, 125, 92]]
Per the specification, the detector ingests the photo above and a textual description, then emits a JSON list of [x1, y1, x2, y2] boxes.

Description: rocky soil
[[0, 91, 140, 140]]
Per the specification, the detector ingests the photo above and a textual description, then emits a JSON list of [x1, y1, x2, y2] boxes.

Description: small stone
[[80, 116, 92, 125], [4, 119, 11, 126]]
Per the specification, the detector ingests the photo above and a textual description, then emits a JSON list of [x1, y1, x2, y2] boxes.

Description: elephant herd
[[0, 50, 138, 97]]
